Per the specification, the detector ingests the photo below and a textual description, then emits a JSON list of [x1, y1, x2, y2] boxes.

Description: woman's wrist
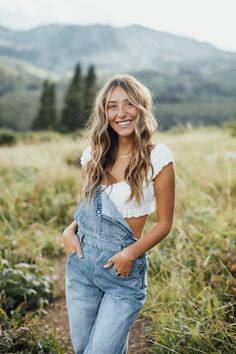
[[68, 221, 78, 233], [120, 250, 135, 262]]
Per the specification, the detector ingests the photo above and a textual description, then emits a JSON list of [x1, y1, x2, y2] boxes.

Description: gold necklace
[[118, 152, 132, 159]]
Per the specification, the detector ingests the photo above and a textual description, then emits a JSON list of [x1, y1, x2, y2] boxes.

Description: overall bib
[[65, 184, 149, 354]]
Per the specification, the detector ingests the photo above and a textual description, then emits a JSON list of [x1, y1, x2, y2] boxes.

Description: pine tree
[[82, 65, 96, 127], [60, 63, 83, 132], [32, 80, 57, 131], [47, 83, 57, 130]]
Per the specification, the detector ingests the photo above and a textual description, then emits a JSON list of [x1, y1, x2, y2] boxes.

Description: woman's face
[[107, 86, 138, 137]]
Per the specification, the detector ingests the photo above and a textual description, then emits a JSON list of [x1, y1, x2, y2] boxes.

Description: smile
[[116, 120, 132, 128]]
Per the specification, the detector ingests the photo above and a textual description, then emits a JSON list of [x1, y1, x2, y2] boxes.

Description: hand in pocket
[[62, 223, 84, 258]]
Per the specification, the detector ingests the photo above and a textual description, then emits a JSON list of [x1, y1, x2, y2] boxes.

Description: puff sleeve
[[80, 145, 91, 167], [150, 143, 175, 179]]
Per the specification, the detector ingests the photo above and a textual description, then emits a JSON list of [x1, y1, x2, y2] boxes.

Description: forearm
[[122, 223, 172, 261]]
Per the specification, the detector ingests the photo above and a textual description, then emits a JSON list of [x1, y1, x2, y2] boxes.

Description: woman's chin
[[111, 126, 135, 137], [117, 131, 134, 138]]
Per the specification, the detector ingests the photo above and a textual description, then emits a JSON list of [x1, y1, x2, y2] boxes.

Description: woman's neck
[[117, 136, 134, 154]]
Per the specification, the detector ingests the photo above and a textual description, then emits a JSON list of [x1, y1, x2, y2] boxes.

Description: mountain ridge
[[0, 23, 235, 131], [0, 23, 235, 75]]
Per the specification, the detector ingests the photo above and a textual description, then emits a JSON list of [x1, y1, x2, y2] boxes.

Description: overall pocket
[[67, 250, 78, 260], [66, 233, 85, 262]]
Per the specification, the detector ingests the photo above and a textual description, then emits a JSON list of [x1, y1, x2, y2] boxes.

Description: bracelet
[[120, 250, 134, 262]]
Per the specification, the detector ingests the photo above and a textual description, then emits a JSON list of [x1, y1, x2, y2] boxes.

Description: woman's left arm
[[123, 161, 175, 260]]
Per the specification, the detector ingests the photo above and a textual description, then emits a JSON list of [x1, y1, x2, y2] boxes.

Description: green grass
[[143, 127, 236, 353], [0, 127, 235, 353]]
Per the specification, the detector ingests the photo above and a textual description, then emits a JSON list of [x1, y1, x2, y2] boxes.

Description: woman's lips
[[116, 120, 132, 128]]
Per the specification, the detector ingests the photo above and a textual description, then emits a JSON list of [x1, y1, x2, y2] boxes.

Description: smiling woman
[[62, 73, 175, 354], [107, 93, 138, 132]]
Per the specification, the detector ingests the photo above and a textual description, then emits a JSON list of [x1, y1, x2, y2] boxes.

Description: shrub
[[0, 128, 17, 146], [0, 309, 63, 353], [0, 257, 54, 316], [64, 151, 81, 167]]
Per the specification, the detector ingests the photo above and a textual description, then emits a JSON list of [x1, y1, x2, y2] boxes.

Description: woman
[[63, 73, 175, 354]]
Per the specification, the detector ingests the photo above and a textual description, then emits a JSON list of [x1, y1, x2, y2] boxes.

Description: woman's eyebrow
[[108, 99, 129, 103]]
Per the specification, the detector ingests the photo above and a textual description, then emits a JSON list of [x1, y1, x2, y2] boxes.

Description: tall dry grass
[[144, 127, 236, 353]]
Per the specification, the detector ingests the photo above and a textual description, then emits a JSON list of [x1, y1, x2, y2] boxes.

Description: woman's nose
[[117, 105, 126, 117]]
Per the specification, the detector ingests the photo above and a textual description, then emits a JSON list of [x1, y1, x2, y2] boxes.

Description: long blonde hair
[[78, 73, 158, 207]]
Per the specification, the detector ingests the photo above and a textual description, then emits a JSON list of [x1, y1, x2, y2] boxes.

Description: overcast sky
[[0, 0, 235, 53]]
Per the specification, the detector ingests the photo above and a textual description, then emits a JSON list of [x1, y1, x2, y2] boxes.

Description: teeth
[[117, 120, 132, 127]]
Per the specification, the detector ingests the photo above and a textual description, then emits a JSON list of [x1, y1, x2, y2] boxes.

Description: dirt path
[[39, 257, 154, 354]]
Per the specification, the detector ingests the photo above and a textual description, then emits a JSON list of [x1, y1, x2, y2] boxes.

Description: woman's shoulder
[[80, 145, 92, 167], [150, 143, 175, 178], [150, 142, 174, 156]]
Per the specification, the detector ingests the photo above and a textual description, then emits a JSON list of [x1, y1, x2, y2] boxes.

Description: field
[[0, 127, 236, 353]]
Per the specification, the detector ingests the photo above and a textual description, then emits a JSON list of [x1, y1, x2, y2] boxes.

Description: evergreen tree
[[82, 65, 96, 127], [32, 80, 57, 131], [60, 63, 83, 132]]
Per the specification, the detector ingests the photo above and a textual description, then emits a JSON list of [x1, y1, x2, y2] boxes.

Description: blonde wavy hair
[[78, 73, 158, 207]]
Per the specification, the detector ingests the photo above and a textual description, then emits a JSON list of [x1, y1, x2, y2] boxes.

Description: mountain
[[0, 24, 235, 75], [0, 24, 236, 131]]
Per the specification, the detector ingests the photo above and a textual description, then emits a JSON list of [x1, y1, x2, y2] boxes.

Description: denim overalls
[[65, 184, 149, 354]]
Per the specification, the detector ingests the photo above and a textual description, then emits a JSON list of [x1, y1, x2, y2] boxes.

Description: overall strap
[[94, 184, 102, 232], [95, 184, 102, 214]]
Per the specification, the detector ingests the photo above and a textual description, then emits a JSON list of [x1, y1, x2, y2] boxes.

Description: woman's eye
[[127, 102, 133, 106], [108, 106, 116, 109]]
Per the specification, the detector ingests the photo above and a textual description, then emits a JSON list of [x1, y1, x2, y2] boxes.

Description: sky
[[0, 0, 236, 53]]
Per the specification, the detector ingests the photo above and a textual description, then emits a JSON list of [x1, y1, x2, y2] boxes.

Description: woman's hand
[[62, 221, 84, 258], [103, 251, 134, 277]]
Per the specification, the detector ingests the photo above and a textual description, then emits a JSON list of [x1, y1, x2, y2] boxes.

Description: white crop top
[[80, 143, 175, 218]]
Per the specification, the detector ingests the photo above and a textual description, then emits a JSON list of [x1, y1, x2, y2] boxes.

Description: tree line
[[32, 64, 96, 132]]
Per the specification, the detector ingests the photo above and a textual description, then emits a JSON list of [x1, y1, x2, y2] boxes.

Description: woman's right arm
[[62, 221, 84, 258]]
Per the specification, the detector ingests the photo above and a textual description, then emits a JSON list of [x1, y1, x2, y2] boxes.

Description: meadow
[[0, 126, 235, 353]]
